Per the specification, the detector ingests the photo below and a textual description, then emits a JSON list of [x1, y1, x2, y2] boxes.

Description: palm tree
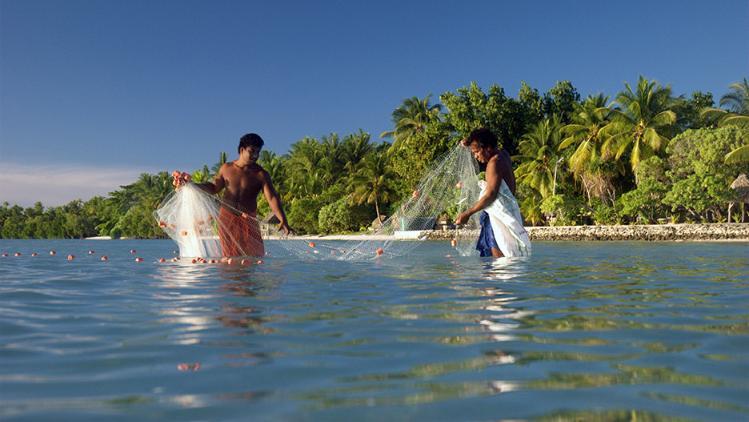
[[286, 137, 326, 198], [701, 78, 749, 128], [210, 152, 227, 176], [515, 116, 565, 198], [349, 151, 397, 224], [601, 76, 676, 179], [725, 145, 749, 164], [258, 150, 286, 190], [380, 95, 442, 151], [560, 95, 620, 204]]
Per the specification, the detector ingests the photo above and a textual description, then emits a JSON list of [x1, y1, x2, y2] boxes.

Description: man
[[454, 128, 530, 257], [175, 133, 291, 257]]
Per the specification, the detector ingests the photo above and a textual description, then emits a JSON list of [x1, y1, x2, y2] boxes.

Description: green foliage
[[602, 76, 676, 176], [515, 116, 567, 198], [590, 199, 620, 225], [318, 198, 374, 234], [664, 126, 748, 221], [540, 194, 585, 226], [3, 78, 749, 238], [440, 82, 527, 155], [287, 197, 324, 235], [543, 80, 581, 123]]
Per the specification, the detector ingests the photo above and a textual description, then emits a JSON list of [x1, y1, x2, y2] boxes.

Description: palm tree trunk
[[375, 197, 381, 225]]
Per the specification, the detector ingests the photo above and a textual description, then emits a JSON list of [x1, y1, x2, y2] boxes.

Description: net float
[[451, 239, 458, 247], [191, 258, 198, 264], [158, 258, 166, 263], [129, 249, 137, 254], [180, 230, 189, 236], [134, 257, 144, 262], [100, 255, 108, 261], [256, 260, 263, 265], [31, 252, 38, 257], [88, 250, 95, 255], [67, 255, 75, 261], [14, 252, 21, 257], [49, 250, 56, 256]]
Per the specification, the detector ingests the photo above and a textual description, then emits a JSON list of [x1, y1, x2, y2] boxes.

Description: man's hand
[[172, 171, 191, 189], [278, 222, 292, 236], [455, 211, 471, 226]]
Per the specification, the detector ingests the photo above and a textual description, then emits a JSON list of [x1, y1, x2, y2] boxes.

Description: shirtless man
[[175, 133, 291, 257], [454, 128, 517, 257]]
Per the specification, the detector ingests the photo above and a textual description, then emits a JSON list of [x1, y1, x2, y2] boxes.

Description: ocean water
[[1, 239, 748, 421]]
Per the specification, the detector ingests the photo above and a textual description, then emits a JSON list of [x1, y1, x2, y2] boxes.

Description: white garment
[[478, 180, 532, 257]]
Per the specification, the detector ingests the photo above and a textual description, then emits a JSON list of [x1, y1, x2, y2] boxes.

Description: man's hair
[[466, 128, 498, 149], [238, 133, 264, 153]]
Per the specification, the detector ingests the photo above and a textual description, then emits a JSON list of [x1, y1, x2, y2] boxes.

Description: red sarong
[[218, 207, 264, 257]]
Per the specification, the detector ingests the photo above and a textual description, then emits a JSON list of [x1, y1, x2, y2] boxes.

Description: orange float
[[451, 238, 458, 247], [375, 247, 384, 256], [158, 258, 166, 263]]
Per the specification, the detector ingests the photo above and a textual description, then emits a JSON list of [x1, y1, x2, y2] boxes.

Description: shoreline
[[268, 223, 749, 242], [77, 223, 749, 242]]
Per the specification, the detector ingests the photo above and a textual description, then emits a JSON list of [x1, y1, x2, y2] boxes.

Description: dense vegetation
[[2, 77, 748, 238]]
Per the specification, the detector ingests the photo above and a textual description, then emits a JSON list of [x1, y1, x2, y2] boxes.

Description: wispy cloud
[[0, 162, 158, 207]]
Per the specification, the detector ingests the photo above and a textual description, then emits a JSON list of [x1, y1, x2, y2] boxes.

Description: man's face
[[241, 146, 261, 163], [469, 141, 489, 163]]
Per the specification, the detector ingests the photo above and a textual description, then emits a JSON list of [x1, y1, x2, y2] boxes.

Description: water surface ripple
[[1, 239, 748, 421]]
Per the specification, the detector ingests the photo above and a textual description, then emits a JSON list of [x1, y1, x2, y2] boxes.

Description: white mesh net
[[156, 145, 528, 262], [154, 184, 266, 260], [273, 145, 485, 260]]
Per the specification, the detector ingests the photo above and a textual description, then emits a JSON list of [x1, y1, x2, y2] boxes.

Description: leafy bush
[[318, 198, 373, 234]]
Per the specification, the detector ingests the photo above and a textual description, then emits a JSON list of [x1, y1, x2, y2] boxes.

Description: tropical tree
[[601, 76, 677, 179], [560, 95, 620, 204], [701, 79, 749, 128], [515, 116, 566, 199], [380, 95, 442, 151], [286, 137, 326, 198], [349, 150, 398, 224]]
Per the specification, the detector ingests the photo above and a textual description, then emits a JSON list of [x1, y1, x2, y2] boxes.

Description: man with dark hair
[[455, 128, 530, 257], [175, 133, 290, 257]]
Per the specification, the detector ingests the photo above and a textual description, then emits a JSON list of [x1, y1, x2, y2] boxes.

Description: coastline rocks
[[426, 223, 749, 241]]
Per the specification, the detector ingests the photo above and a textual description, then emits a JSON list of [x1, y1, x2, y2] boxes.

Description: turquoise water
[[1, 240, 748, 421]]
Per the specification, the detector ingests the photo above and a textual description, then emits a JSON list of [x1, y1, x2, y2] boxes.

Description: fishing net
[[273, 145, 485, 260], [156, 144, 529, 261], [154, 183, 266, 259]]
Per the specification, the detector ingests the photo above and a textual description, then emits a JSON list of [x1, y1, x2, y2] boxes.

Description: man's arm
[[261, 171, 291, 235], [195, 165, 227, 195], [454, 157, 502, 225]]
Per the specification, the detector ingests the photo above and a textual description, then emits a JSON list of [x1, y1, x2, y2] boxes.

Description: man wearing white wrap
[[455, 128, 531, 257]]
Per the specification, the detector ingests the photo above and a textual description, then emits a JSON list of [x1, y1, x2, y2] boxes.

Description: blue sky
[[1, 0, 747, 205]]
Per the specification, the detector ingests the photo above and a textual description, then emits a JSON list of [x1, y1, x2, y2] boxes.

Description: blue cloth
[[476, 211, 500, 257]]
